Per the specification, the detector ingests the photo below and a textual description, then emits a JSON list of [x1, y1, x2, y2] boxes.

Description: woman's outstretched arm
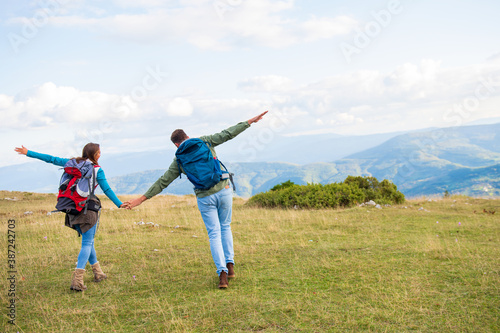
[[15, 145, 69, 167]]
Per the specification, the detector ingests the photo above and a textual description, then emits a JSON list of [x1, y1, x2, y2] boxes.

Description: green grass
[[1, 191, 499, 332]]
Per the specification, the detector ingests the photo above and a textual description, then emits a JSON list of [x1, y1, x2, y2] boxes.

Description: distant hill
[[405, 164, 500, 197], [0, 130, 404, 192], [0, 163, 62, 193], [341, 123, 500, 195], [1, 123, 499, 198], [109, 123, 500, 198]]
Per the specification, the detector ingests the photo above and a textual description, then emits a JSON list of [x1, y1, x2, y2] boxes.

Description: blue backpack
[[175, 138, 234, 191]]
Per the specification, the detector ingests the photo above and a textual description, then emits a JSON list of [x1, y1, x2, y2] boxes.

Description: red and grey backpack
[[55, 159, 100, 215]]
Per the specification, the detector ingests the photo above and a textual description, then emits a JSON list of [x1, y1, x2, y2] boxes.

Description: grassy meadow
[[0, 190, 499, 332]]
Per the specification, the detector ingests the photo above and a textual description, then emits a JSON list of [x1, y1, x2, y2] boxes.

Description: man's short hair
[[171, 129, 188, 145]]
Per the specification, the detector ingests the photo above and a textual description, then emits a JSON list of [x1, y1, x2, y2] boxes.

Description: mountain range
[[108, 122, 500, 198], [1, 122, 499, 198]]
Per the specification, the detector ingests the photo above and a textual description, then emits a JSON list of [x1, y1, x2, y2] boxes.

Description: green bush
[[247, 176, 405, 209], [270, 180, 297, 192]]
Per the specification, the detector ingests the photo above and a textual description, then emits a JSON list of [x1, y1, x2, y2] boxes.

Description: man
[[125, 111, 268, 288]]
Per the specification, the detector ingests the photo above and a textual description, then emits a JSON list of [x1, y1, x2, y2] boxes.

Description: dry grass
[[0, 191, 499, 332]]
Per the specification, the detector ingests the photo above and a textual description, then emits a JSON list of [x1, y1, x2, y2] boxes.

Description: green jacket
[[144, 121, 251, 199]]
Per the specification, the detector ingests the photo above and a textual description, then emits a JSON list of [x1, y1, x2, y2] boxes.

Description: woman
[[15, 143, 126, 291]]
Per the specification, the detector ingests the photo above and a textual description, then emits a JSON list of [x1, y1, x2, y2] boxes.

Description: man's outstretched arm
[[203, 111, 269, 147]]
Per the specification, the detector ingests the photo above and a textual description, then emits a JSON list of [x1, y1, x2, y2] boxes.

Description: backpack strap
[[219, 160, 236, 191], [176, 159, 183, 180], [82, 164, 98, 215], [90, 165, 97, 196], [203, 141, 236, 191]]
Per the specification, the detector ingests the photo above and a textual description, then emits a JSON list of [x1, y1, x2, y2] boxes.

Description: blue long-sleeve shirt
[[26, 150, 123, 207]]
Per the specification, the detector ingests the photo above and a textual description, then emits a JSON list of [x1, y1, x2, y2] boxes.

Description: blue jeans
[[197, 187, 234, 275], [74, 223, 98, 269]]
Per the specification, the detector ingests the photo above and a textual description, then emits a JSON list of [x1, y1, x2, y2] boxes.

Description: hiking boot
[[91, 262, 107, 282], [227, 263, 235, 278], [70, 269, 87, 291], [218, 271, 228, 289]]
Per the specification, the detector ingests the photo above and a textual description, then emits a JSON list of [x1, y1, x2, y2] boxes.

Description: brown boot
[[91, 262, 107, 282], [218, 271, 228, 289], [227, 263, 236, 278], [70, 269, 87, 291]]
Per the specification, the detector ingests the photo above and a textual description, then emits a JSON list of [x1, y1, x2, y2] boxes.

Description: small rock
[[192, 235, 198, 238], [136, 221, 145, 225], [366, 200, 377, 206], [24, 211, 33, 215], [174, 225, 180, 229], [375, 204, 382, 209]]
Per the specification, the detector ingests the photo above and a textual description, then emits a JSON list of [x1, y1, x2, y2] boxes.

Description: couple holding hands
[[15, 111, 268, 290]]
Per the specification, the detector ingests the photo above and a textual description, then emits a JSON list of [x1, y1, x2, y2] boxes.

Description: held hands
[[120, 196, 147, 209], [120, 203, 130, 209], [247, 111, 268, 125], [15, 146, 28, 155]]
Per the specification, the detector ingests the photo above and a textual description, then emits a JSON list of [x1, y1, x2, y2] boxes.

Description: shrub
[[247, 176, 405, 209], [270, 180, 297, 192]]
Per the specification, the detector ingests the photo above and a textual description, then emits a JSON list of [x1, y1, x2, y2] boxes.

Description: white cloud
[[9, 0, 357, 50], [0, 82, 140, 130], [301, 15, 358, 41], [235, 59, 500, 134], [111, 0, 171, 8], [2, 58, 500, 159], [165, 97, 194, 116], [297, 59, 500, 111], [334, 112, 363, 125], [238, 75, 293, 92]]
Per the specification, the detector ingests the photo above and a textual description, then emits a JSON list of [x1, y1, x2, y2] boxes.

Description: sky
[[1, 0, 500, 167]]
